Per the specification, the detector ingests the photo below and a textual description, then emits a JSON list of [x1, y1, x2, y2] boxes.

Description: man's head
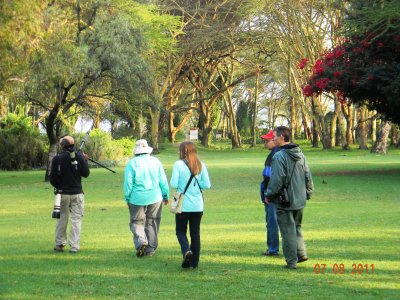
[[261, 130, 276, 150], [273, 126, 291, 147], [60, 136, 75, 151]]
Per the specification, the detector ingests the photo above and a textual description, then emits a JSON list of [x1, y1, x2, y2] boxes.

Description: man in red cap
[[260, 130, 280, 256]]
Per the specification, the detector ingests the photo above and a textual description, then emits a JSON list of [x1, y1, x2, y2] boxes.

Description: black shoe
[[262, 251, 279, 256], [136, 244, 147, 258], [284, 264, 297, 270], [182, 251, 193, 268], [54, 245, 64, 252], [298, 255, 308, 263]]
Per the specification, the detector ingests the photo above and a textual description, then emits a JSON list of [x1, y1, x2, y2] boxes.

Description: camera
[[52, 194, 61, 219], [278, 187, 290, 208]]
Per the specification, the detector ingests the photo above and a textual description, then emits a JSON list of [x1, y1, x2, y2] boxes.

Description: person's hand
[[265, 197, 270, 204], [82, 152, 89, 160], [163, 199, 169, 206]]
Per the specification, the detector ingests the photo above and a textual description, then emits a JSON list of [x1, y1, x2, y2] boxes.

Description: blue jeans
[[264, 202, 279, 254], [175, 212, 203, 268]]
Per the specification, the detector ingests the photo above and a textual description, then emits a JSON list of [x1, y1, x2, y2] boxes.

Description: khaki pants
[[128, 201, 162, 253], [55, 194, 84, 251]]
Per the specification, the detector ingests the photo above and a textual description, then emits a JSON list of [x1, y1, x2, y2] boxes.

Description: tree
[[303, 0, 400, 124], [21, 0, 151, 179]]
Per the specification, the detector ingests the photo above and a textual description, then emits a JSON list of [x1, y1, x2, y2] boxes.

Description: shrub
[[76, 129, 135, 166], [0, 114, 47, 170]]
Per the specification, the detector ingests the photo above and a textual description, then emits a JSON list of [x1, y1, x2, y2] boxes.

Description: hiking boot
[[136, 244, 147, 258], [54, 245, 64, 252], [182, 250, 193, 268]]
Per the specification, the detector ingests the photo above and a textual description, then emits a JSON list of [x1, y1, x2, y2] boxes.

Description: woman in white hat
[[123, 139, 169, 257]]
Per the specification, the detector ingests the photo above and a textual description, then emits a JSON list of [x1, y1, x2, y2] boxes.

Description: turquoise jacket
[[170, 160, 211, 212], [124, 154, 169, 206]]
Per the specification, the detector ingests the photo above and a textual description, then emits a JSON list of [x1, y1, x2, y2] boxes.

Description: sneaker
[[69, 248, 78, 254], [297, 255, 308, 263], [182, 250, 193, 268], [54, 245, 64, 252], [136, 244, 147, 258]]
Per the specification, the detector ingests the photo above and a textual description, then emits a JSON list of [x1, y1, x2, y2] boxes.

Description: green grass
[[1, 143, 399, 299]]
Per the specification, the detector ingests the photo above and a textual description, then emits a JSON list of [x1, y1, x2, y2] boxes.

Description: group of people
[[49, 125, 312, 270], [260, 126, 314, 269], [50, 136, 211, 269]]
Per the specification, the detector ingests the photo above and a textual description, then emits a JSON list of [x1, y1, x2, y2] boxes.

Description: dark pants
[[277, 208, 307, 267], [175, 212, 203, 268]]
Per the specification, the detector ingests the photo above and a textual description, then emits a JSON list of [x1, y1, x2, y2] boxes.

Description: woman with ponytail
[[170, 141, 211, 269]]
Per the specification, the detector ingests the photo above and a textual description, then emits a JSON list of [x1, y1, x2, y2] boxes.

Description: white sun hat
[[133, 139, 153, 155]]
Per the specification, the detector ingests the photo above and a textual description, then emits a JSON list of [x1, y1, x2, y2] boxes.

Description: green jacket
[[265, 144, 313, 210]]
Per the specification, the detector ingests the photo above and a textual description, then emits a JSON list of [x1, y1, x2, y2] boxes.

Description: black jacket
[[50, 151, 90, 194]]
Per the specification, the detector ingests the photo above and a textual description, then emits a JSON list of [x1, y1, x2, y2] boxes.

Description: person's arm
[[170, 161, 180, 190], [123, 163, 135, 203], [49, 156, 60, 188], [158, 161, 170, 201], [265, 155, 285, 201], [304, 157, 314, 199], [78, 152, 90, 178], [199, 163, 211, 189]]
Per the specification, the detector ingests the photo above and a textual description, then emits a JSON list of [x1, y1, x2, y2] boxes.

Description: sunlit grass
[[0, 143, 399, 299]]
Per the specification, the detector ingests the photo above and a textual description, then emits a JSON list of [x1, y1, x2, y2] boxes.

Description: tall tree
[[21, 0, 152, 179]]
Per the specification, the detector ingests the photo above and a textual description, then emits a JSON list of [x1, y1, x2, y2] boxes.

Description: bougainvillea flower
[[315, 78, 330, 89], [298, 58, 308, 69], [312, 59, 325, 75], [361, 40, 370, 48], [302, 84, 314, 97], [333, 71, 343, 77], [325, 52, 335, 60]]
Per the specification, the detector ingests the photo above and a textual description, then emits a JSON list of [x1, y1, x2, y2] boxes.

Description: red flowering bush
[[301, 28, 400, 123]]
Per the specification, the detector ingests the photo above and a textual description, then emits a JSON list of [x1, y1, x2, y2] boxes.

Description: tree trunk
[[341, 103, 353, 150], [251, 72, 259, 147], [148, 107, 160, 152], [330, 99, 340, 147], [358, 106, 368, 150], [390, 124, 399, 147], [371, 121, 391, 154], [169, 110, 193, 144], [222, 92, 241, 148], [371, 117, 377, 145], [44, 105, 61, 181]]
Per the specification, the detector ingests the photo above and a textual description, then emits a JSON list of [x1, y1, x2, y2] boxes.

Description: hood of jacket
[[280, 143, 302, 161]]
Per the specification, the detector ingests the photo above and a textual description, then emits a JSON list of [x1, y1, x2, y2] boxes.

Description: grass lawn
[[1, 142, 399, 299]]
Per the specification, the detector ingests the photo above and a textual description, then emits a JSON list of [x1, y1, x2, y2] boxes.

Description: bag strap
[[283, 159, 297, 189], [182, 174, 194, 194], [182, 159, 203, 195]]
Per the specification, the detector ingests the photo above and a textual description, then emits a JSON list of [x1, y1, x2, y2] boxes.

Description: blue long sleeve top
[[124, 154, 169, 206], [170, 160, 211, 212]]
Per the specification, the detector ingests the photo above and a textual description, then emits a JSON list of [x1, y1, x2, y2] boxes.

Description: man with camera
[[50, 136, 90, 253], [265, 126, 313, 269]]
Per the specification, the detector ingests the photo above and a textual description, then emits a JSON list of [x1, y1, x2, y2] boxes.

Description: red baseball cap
[[261, 130, 274, 140]]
